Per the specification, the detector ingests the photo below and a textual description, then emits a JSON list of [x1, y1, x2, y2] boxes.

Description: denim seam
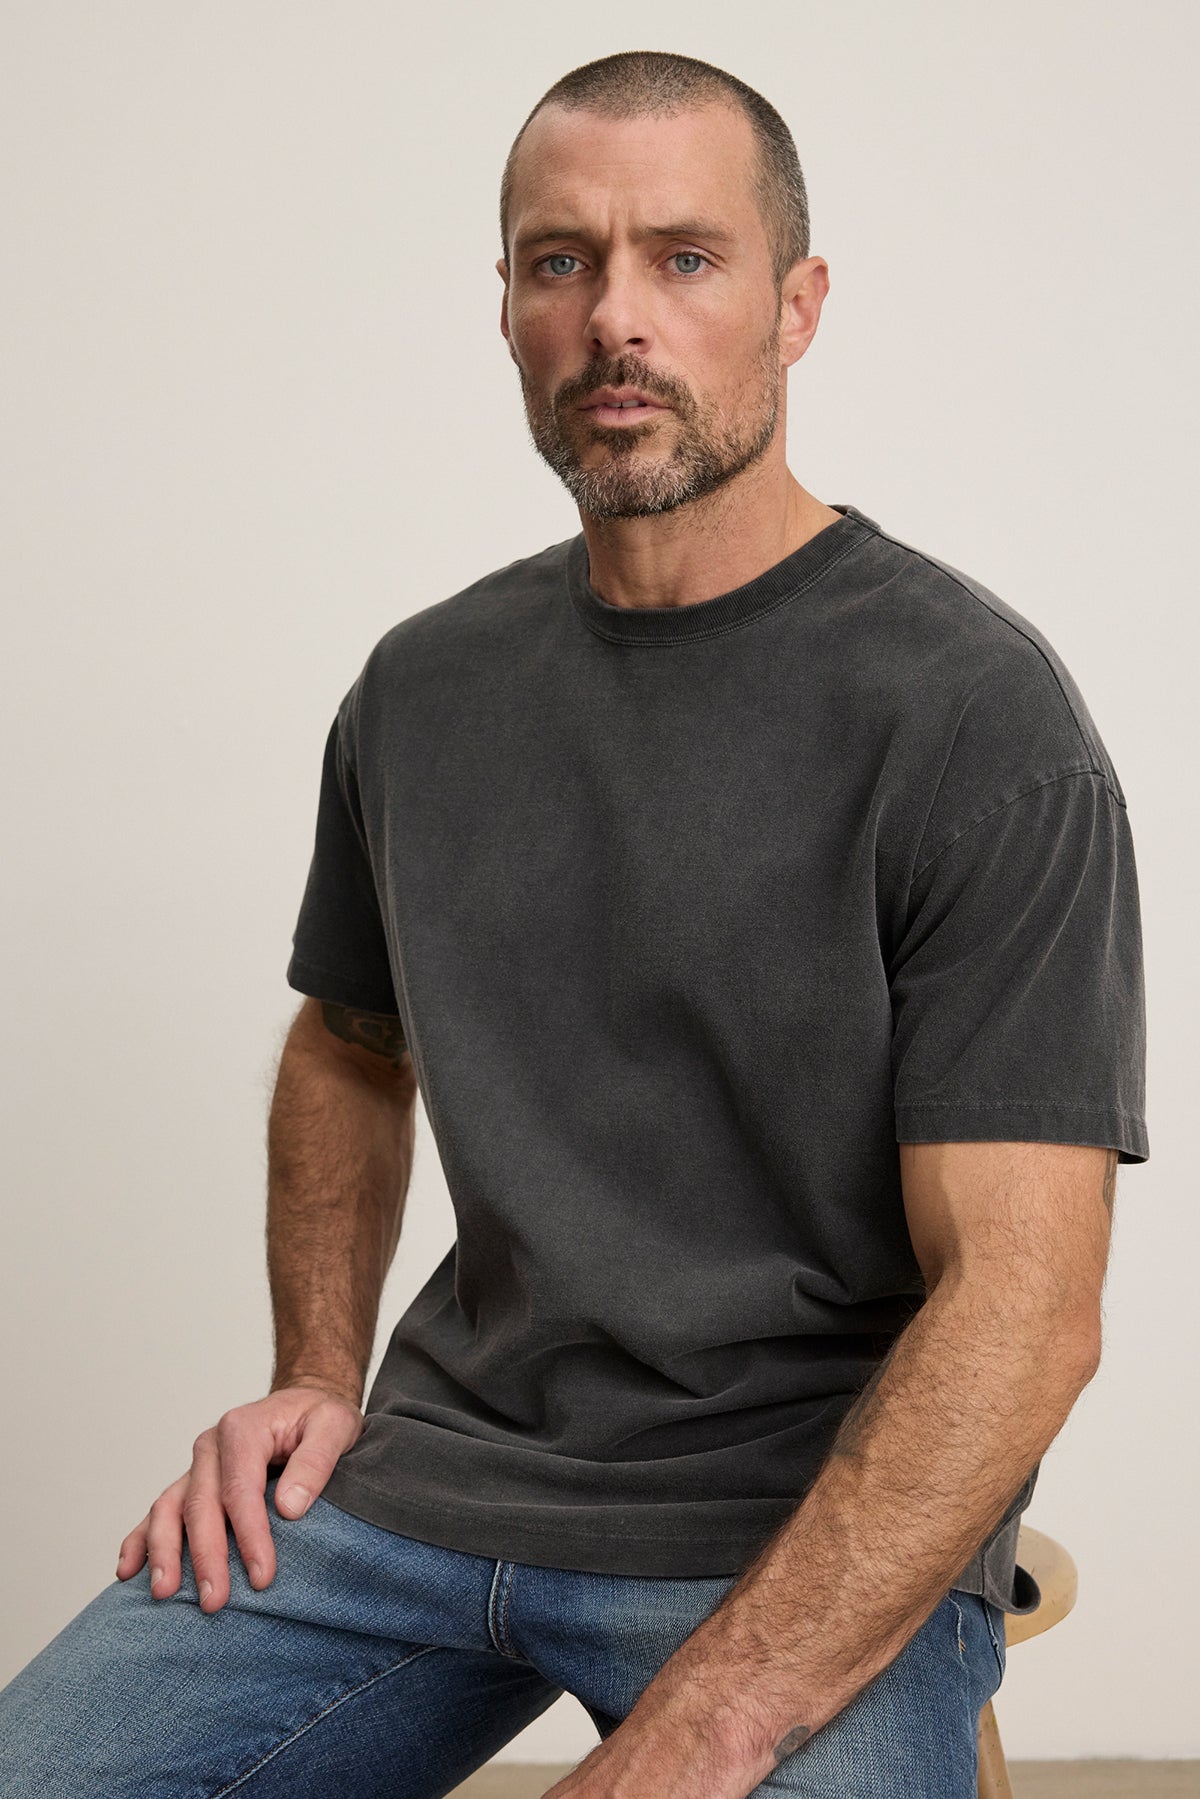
[[980, 1596, 1007, 1683], [486, 1559, 524, 1661], [208, 1643, 442, 1796], [500, 1562, 519, 1657], [949, 1592, 966, 1658]]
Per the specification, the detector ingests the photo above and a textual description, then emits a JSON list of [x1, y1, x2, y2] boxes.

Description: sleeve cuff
[[894, 1100, 1148, 1165], [286, 951, 402, 1020]]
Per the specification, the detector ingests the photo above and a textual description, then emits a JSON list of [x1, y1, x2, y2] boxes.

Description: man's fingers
[[115, 1512, 150, 1580], [123, 1471, 189, 1597], [117, 1389, 364, 1612], [145, 1488, 185, 1598], [182, 1430, 234, 1612], [215, 1416, 280, 1591], [272, 1399, 361, 1520]]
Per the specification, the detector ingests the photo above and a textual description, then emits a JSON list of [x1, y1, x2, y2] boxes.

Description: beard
[[516, 322, 783, 520]]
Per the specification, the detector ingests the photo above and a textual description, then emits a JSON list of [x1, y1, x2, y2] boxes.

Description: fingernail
[[279, 1485, 311, 1514], [198, 1579, 212, 1604], [150, 1566, 164, 1588], [249, 1560, 264, 1586]]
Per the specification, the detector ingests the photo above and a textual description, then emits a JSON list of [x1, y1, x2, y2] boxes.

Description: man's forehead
[[510, 100, 757, 225]]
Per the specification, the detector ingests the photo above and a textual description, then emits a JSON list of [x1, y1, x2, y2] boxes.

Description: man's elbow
[[1028, 1302, 1102, 1395], [931, 1269, 1103, 1391]]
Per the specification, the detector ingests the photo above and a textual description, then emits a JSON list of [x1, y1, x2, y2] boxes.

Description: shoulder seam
[[855, 517, 1124, 806], [913, 768, 1119, 883]]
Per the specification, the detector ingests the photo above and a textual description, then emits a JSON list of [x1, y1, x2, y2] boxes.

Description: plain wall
[[1, 0, 1195, 1764]]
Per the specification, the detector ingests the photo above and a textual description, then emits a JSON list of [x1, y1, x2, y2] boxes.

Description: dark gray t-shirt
[[287, 502, 1148, 1615]]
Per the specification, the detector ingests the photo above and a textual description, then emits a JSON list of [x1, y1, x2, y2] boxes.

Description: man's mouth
[[593, 405, 661, 421], [579, 396, 670, 425]]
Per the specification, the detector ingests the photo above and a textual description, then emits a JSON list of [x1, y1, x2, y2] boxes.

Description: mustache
[[556, 369, 687, 413]]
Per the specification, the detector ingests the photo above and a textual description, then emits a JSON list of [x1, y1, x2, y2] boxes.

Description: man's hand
[[538, 1603, 808, 1799], [113, 1382, 364, 1613]]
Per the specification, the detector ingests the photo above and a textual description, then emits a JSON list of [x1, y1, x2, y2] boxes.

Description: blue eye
[[533, 250, 712, 279]]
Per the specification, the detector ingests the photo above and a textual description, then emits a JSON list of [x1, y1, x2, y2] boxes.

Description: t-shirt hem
[[320, 1463, 809, 1578], [316, 1462, 1036, 1612]]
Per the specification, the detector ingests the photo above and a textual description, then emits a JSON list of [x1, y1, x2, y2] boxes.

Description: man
[[0, 49, 1147, 1799]]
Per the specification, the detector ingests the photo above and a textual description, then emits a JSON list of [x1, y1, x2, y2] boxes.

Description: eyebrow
[[514, 218, 737, 255]]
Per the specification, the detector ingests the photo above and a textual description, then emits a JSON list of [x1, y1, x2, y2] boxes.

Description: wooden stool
[[977, 1524, 1078, 1798]]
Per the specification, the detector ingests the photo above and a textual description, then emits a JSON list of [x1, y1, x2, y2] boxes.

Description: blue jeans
[[0, 1475, 1006, 1796]]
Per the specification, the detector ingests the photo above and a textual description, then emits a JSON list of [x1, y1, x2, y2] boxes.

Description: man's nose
[[582, 261, 656, 359]]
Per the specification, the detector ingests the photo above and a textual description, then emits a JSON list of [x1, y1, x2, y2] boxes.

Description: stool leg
[[976, 1699, 1015, 1799]]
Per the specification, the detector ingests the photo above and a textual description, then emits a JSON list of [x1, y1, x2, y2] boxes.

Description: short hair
[[499, 50, 810, 291]]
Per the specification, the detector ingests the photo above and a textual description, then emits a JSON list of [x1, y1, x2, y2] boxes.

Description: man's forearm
[[266, 1036, 415, 1407], [605, 1279, 1098, 1791]]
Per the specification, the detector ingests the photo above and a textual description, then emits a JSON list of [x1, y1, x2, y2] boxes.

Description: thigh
[[523, 1568, 1001, 1799], [0, 1488, 562, 1798], [748, 1587, 1005, 1798]]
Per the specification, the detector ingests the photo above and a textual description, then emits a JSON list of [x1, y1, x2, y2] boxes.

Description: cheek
[[508, 292, 575, 360], [663, 299, 760, 381]]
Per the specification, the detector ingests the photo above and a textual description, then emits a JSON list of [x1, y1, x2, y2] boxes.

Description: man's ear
[[496, 259, 513, 353], [778, 254, 830, 373]]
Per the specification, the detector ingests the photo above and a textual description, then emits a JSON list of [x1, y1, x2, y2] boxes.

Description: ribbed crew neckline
[[565, 503, 878, 644]]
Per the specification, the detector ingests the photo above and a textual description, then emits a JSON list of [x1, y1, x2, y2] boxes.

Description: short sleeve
[[286, 713, 403, 1019], [889, 771, 1148, 1163]]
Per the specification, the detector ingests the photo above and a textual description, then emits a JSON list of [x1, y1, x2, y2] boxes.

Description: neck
[[578, 466, 843, 612]]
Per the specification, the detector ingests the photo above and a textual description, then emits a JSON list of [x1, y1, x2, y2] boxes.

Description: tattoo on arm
[[320, 1002, 407, 1070], [773, 1724, 814, 1762]]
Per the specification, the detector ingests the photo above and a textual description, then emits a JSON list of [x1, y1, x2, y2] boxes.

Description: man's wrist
[[271, 1369, 364, 1407]]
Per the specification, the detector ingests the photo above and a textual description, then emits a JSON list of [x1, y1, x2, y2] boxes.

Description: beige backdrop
[[1, 0, 1194, 1766]]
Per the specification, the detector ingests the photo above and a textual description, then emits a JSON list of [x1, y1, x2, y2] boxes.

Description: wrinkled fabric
[[287, 504, 1148, 1615]]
